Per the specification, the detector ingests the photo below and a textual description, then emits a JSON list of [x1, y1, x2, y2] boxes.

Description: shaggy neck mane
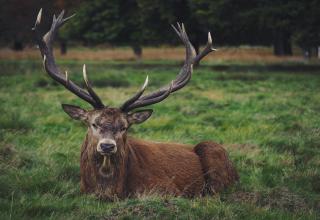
[[80, 131, 130, 199]]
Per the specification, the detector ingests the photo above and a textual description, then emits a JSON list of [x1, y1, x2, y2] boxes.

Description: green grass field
[[0, 60, 319, 219]]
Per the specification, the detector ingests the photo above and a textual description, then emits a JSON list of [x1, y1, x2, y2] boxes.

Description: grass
[[0, 59, 319, 219]]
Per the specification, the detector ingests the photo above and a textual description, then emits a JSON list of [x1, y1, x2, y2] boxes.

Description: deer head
[[32, 9, 215, 157], [61, 105, 152, 155]]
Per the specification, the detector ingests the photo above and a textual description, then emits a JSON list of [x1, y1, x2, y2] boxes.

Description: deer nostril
[[100, 143, 115, 152]]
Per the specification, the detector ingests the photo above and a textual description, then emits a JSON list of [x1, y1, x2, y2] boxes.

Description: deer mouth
[[99, 156, 113, 177]]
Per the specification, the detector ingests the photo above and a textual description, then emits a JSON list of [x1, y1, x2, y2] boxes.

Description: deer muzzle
[[97, 139, 117, 155]]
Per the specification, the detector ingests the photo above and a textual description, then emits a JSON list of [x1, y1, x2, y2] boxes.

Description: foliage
[[0, 60, 319, 219], [64, 0, 208, 56], [193, 0, 314, 56], [193, 0, 266, 46], [65, 0, 141, 46], [0, 0, 52, 49], [0, 0, 319, 57], [136, 0, 207, 50], [294, 0, 320, 53], [63, 0, 320, 56], [0, 0, 80, 50]]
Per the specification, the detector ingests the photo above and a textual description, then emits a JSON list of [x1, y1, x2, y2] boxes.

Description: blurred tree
[[0, 0, 318, 58], [193, 0, 311, 56], [0, 0, 53, 50], [252, 0, 303, 56], [137, 0, 207, 55], [294, 0, 320, 58], [59, 0, 320, 58], [54, 0, 83, 54], [192, 0, 271, 46], [64, 0, 144, 59], [64, 0, 209, 60], [0, 0, 80, 52]]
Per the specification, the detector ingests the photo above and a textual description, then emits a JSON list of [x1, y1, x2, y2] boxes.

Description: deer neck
[[80, 132, 130, 199]]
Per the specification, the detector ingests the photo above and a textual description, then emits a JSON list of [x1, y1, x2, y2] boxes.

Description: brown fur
[[194, 142, 239, 194], [80, 127, 239, 200], [60, 106, 238, 200]]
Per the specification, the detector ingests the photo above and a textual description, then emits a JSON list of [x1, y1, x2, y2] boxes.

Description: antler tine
[[125, 81, 174, 111], [120, 76, 149, 111], [65, 70, 69, 85], [121, 23, 196, 112], [83, 64, 105, 108], [33, 8, 42, 29], [33, 9, 104, 109], [193, 32, 216, 64]]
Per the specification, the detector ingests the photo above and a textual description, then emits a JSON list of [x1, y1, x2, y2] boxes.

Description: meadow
[[0, 57, 319, 219]]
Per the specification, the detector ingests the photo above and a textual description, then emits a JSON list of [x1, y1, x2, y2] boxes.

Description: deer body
[[80, 136, 206, 199], [33, 9, 239, 200]]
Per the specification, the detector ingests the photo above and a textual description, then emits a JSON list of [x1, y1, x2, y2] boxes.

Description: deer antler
[[34, 9, 215, 111], [33, 9, 104, 109], [120, 23, 216, 112]]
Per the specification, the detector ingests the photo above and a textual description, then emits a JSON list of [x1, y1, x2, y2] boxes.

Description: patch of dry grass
[[0, 46, 308, 63]]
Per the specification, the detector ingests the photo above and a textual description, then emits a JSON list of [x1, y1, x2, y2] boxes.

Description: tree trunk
[[60, 41, 67, 55], [12, 40, 24, 51], [132, 45, 142, 60], [312, 46, 318, 58], [303, 48, 311, 59], [273, 30, 292, 56], [305, 47, 319, 58], [283, 32, 292, 55]]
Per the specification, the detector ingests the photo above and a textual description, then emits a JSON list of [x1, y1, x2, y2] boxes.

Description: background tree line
[[1, 0, 319, 58]]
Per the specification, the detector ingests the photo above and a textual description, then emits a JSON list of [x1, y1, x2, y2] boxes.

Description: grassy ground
[[0, 60, 319, 219]]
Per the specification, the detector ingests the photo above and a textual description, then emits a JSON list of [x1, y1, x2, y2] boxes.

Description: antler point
[[208, 32, 212, 44], [63, 13, 76, 22], [59, 10, 65, 18], [140, 75, 149, 90], [65, 70, 69, 84], [42, 55, 47, 69], [177, 22, 181, 30], [181, 23, 186, 33], [34, 8, 42, 28], [82, 64, 88, 80]]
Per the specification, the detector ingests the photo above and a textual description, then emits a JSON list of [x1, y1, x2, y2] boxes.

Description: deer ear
[[61, 104, 88, 121], [127, 109, 153, 125]]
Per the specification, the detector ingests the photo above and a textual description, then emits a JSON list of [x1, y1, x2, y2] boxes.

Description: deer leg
[[194, 141, 239, 195]]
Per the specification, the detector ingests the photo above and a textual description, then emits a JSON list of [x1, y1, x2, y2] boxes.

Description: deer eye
[[120, 127, 127, 132], [92, 123, 98, 129]]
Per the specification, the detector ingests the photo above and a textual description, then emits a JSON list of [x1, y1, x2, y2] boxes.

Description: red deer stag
[[33, 9, 238, 200]]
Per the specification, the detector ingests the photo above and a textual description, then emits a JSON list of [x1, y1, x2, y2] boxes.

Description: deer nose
[[100, 143, 115, 153]]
